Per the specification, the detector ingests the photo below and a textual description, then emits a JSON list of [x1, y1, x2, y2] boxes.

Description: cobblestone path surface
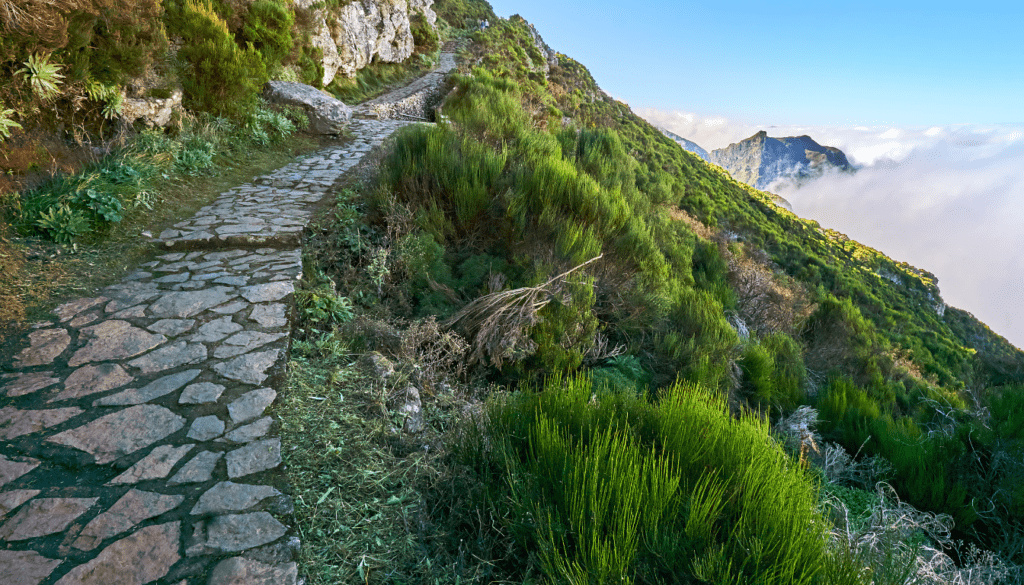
[[0, 118, 419, 584], [354, 52, 457, 120]]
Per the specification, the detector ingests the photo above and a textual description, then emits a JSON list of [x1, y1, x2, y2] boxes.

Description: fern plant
[[0, 104, 22, 142], [36, 205, 90, 244], [86, 81, 125, 120], [16, 53, 65, 101]]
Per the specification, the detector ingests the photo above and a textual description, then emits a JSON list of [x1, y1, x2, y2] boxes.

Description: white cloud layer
[[639, 108, 1024, 350]]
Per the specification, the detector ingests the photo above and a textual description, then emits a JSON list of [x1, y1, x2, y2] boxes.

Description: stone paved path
[[354, 52, 457, 121], [0, 116, 421, 584]]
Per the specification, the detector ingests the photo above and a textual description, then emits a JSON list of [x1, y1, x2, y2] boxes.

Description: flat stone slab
[[226, 438, 281, 478], [214, 350, 280, 386], [15, 328, 71, 368], [72, 489, 184, 551], [148, 287, 236, 318], [108, 445, 195, 485], [227, 388, 277, 424], [214, 332, 285, 359], [203, 512, 287, 553], [0, 407, 83, 440], [178, 382, 225, 404], [0, 455, 40, 488], [47, 405, 186, 464], [95, 369, 201, 406], [0, 490, 40, 521], [168, 451, 222, 485], [127, 342, 207, 375], [240, 282, 294, 303], [0, 497, 98, 541], [249, 304, 288, 328], [54, 522, 180, 585], [0, 549, 63, 585], [68, 321, 166, 367], [187, 415, 225, 441], [191, 316, 244, 343], [208, 557, 297, 585], [191, 481, 280, 515], [53, 297, 108, 322], [146, 319, 196, 336], [2, 372, 60, 397], [51, 364, 134, 403], [224, 417, 273, 443]]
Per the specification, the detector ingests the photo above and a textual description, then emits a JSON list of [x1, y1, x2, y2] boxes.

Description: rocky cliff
[[297, 0, 438, 86], [709, 131, 853, 190]]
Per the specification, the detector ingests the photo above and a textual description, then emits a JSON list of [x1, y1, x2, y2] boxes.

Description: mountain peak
[[710, 132, 853, 189]]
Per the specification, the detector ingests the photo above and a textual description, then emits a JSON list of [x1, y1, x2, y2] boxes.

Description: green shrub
[[176, 0, 268, 118], [450, 374, 859, 583], [239, 0, 295, 66]]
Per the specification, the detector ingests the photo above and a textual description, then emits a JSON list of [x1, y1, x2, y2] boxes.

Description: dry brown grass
[[444, 255, 601, 369]]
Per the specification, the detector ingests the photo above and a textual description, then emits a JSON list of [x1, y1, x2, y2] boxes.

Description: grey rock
[[203, 512, 287, 553], [68, 321, 167, 367], [46, 405, 185, 464], [53, 522, 180, 585], [0, 454, 41, 488], [249, 303, 288, 328], [95, 369, 201, 406], [72, 489, 184, 551], [148, 287, 236, 318], [179, 382, 226, 404], [0, 490, 39, 522], [187, 416, 225, 441], [108, 444, 195, 485], [224, 417, 273, 443], [211, 301, 253, 314], [191, 481, 281, 515], [147, 319, 196, 336], [14, 328, 71, 367], [264, 81, 352, 133], [214, 349, 280, 385], [207, 557, 297, 585], [0, 550, 63, 585], [0, 497, 98, 541], [214, 331, 285, 358], [240, 282, 294, 303], [192, 316, 243, 342], [226, 438, 281, 478], [2, 372, 60, 397], [154, 272, 191, 284], [168, 451, 223, 485], [51, 364, 133, 402], [0, 406, 84, 440], [227, 388, 277, 424], [127, 342, 207, 374], [53, 296, 109, 322]]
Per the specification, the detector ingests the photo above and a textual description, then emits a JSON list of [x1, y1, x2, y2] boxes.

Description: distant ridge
[[661, 128, 711, 162], [710, 131, 854, 190]]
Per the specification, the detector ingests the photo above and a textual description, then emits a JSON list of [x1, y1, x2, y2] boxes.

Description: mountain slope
[[661, 128, 711, 162], [710, 130, 854, 189]]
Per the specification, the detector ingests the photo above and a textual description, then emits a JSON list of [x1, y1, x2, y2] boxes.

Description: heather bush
[[239, 0, 294, 66], [175, 0, 267, 119]]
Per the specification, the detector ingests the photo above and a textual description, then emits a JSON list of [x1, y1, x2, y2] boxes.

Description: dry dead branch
[[443, 255, 602, 369]]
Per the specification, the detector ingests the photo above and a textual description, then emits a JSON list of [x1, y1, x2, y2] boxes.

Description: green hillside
[[289, 7, 1024, 582], [3, 0, 1024, 581]]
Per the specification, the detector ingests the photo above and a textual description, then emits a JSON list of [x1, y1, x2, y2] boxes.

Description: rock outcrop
[[710, 131, 854, 190], [262, 81, 353, 134], [120, 89, 183, 128], [295, 0, 438, 86]]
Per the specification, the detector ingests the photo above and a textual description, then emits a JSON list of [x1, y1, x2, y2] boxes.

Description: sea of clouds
[[640, 108, 1024, 350]]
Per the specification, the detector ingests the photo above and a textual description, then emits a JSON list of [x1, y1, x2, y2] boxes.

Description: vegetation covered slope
[[287, 5, 1024, 582]]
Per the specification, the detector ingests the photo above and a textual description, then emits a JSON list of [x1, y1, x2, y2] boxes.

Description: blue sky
[[486, 1, 1024, 126]]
